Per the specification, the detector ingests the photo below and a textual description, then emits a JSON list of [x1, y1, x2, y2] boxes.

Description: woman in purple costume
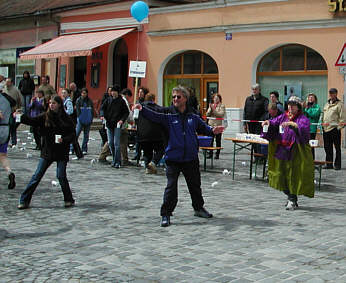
[[261, 96, 314, 210]]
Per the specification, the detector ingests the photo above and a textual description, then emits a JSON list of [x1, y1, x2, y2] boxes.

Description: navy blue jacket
[[141, 105, 213, 162]]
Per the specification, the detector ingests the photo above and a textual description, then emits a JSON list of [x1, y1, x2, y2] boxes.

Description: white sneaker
[[285, 200, 297, 211]]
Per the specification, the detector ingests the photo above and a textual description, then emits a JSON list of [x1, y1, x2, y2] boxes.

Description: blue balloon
[[131, 1, 149, 22]]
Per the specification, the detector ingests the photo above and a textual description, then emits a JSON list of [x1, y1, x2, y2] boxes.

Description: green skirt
[[267, 142, 315, 198]]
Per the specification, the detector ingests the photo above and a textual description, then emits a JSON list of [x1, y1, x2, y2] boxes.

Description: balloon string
[[136, 28, 140, 61]]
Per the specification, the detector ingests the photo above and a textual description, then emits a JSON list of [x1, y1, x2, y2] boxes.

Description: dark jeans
[[32, 126, 41, 149], [161, 159, 204, 216], [209, 133, 222, 157], [19, 158, 74, 204], [107, 127, 121, 166], [310, 133, 316, 160], [9, 116, 19, 146], [76, 121, 91, 153], [247, 122, 262, 154], [323, 128, 341, 169], [140, 141, 165, 167]]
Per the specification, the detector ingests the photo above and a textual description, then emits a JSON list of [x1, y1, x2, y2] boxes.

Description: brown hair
[[144, 93, 155, 102], [212, 93, 222, 103]]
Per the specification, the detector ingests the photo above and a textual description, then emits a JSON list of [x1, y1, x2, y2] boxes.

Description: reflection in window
[[282, 46, 304, 71], [258, 49, 280, 72], [258, 44, 327, 72], [165, 55, 181, 75], [183, 52, 201, 74], [203, 54, 218, 74], [307, 48, 327, 70]]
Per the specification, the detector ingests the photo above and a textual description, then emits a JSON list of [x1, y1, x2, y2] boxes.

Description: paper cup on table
[[55, 134, 62, 143], [262, 125, 269, 133], [309, 140, 318, 147], [279, 125, 284, 134]]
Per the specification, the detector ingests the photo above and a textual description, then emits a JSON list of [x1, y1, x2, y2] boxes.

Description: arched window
[[257, 44, 328, 108], [163, 51, 218, 112]]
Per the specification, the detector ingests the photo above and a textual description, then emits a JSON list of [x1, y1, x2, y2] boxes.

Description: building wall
[[147, 0, 346, 108]]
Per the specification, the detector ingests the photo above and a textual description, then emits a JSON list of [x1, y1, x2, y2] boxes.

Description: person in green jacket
[[303, 93, 321, 159]]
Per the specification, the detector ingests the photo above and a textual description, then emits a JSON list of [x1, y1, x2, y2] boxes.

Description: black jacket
[[243, 94, 269, 121], [100, 95, 129, 129], [18, 77, 35, 96], [21, 112, 75, 161], [137, 101, 165, 143]]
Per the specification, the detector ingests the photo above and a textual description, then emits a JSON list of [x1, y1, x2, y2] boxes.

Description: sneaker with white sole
[[285, 200, 297, 211]]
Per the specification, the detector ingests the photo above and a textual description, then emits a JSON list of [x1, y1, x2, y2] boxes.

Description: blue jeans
[[19, 158, 74, 205], [23, 94, 32, 115], [107, 127, 121, 166], [76, 121, 91, 153]]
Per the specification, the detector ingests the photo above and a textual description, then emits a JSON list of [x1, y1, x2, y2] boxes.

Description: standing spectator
[[38, 75, 56, 105], [69, 82, 81, 120], [322, 88, 345, 170], [261, 96, 314, 210], [16, 95, 76, 209], [137, 93, 165, 174], [303, 93, 321, 159], [62, 88, 73, 116], [75, 88, 94, 155], [206, 93, 225, 159], [0, 75, 5, 93], [3, 77, 23, 147], [187, 87, 199, 114], [132, 87, 149, 161], [0, 91, 16, 189], [120, 88, 134, 166], [29, 90, 45, 150], [243, 83, 269, 153], [100, 85, 129, 168], [18, 71, 35, 115], [134, 85, 224, 227], [269, 91, 284, 113]]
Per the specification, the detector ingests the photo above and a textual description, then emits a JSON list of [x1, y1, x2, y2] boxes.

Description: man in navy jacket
[[135, 85, 224, 227]]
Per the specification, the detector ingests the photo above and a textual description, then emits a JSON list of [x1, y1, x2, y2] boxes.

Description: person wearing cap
[[303, 93, 321, 160], [134, 85, 224, 227], [321, 88, 345, 170], [261, 96, 314, 210], [100, 85, 129, 168]]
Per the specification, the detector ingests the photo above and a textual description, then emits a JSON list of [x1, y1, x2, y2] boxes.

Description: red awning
[[20, 28, 134, 60]]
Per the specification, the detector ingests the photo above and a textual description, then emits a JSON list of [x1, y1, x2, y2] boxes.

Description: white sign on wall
[[129, 61, 146, 78], [0, 67, 8, 77]]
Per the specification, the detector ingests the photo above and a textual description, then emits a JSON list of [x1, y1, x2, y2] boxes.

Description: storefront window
[[164, 55, 181, 75], [257, 44, 328, 108], [307, 48, 327, 70], [282, 45, 304, 71], [183, 51, 201, 74], [258, 49, 280, 72], [203, 54, 218, 74]]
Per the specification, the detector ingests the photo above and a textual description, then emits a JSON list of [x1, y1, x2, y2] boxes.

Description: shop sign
[[335, 43, 346, 66], [328, 0, 346, 12], [0, 49, 16, 64], [129, 61, 146, 78], [0, 67, 8, 77]]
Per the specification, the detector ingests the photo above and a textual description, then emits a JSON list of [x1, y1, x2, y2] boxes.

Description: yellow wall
[[147, 0, 346, 108]]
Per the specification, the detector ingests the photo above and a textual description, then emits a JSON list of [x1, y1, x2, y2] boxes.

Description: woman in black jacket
[[16, 95, 76, 209], [137, 93, 166, 174]]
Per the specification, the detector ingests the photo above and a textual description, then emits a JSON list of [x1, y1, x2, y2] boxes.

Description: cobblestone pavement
[[1, 128, 346, 283]]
